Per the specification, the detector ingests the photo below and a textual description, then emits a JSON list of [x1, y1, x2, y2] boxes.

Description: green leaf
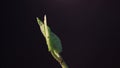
[[36, 15, 62, 53]]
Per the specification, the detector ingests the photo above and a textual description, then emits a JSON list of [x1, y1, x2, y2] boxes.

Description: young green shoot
[[36, 15, 68, 68]]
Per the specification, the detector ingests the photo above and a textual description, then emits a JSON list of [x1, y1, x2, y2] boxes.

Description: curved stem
[[50, 51, 68, 68]]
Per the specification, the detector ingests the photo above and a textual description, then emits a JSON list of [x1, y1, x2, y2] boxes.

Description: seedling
[[36, 15, 68, 68]]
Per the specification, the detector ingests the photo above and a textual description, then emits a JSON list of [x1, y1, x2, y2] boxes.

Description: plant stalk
[[50, 51, 68, 68]]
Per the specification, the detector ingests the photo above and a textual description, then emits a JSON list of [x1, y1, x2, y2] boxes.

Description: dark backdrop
[[2, 0, 120, 68]]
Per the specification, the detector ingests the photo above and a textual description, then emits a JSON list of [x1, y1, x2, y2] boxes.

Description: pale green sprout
[[36, 15, 68, 68]]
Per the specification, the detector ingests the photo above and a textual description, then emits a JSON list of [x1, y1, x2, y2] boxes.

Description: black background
[[2, 0, 120, 68]]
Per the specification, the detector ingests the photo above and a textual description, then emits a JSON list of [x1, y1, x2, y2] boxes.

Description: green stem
[[60, 59, 68, 68], [50, 51, 68, 68]]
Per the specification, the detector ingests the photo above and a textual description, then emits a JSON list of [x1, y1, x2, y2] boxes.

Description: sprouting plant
[[36, 15, 68, 68]]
